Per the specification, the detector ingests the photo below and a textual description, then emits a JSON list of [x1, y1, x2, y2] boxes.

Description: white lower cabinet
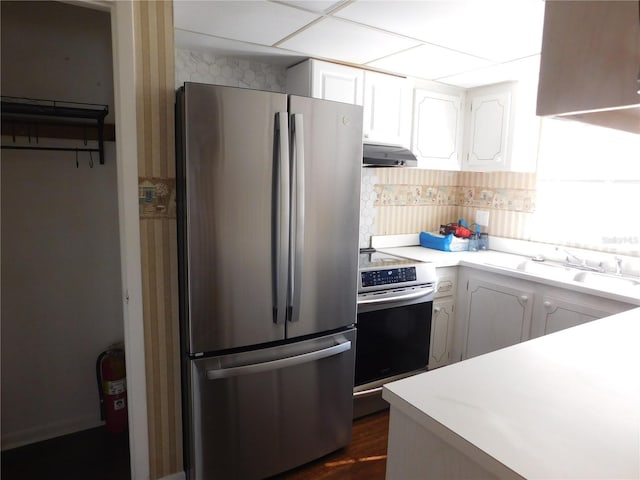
[[457, 268, 636, 361], [463, 274, 534, 359], [531, 291, 634, 338], [429, 268, 457, 369], [429, 298, 455, 369]]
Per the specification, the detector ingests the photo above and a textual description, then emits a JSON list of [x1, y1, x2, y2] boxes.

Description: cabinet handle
[[520, 295, 529, 302], [543, 301, 552, 309], [434, 307, 441, 313]]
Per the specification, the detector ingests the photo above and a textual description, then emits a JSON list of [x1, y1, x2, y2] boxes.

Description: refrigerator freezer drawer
[[186, 328, 356, 480]]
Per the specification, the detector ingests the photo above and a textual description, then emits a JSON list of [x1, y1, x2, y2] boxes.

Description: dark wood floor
[[1, 426, 130, 480], [273, 409, 390, 480], [1, 409, 388, 480]]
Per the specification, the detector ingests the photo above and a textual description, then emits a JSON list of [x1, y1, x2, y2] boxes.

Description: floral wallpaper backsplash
[[374, 184, 535, 212], [175, 49, 286, 92], [364, 169, 537, 242]]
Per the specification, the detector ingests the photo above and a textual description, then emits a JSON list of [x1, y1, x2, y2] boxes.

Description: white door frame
[[69, 1, 151, 478]]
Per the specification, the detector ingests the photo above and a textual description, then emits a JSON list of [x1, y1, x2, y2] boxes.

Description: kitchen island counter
[[382, 307, 640, 479]]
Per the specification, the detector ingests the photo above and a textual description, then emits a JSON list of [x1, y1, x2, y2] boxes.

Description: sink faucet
[[614, 256, 623, 275], [563, 249, 605, 272]]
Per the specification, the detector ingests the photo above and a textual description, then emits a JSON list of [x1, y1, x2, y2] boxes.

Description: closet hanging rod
[[1, 145, 100, 153], [1, 96, 108, 164], [1, 97, 108, 120]]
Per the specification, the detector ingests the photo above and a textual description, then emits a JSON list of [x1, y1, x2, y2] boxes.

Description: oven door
[[355, 293, 433, 387]]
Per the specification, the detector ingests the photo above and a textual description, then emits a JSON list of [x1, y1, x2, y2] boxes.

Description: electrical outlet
[[476, 210, 490, 227]]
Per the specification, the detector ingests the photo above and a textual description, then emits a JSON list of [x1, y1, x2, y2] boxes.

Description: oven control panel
[[361, 267, 417, 288]]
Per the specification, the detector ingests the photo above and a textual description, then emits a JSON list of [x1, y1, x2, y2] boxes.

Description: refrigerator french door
[[176, 82, 363, 480]]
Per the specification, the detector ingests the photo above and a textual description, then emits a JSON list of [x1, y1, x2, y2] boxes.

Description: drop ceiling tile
[[278, 17, 420, 64], [277, 0, 346, 13], [368, 43, 493, 81], [437, 55, 540, 88], [173, 0, 320, 46], [336, 0, 544, 62]]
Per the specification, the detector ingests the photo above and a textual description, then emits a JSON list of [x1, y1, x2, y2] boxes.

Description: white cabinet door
[[312, 61, 364, 105], [429, 297, 455, 369], [464, 88, 512, 170], [464, 277, 533, 359], [286, 59, 364, 105], [363, 71, 411, 146], [532, 293, 634, 337], [412, 89, 463, 170]]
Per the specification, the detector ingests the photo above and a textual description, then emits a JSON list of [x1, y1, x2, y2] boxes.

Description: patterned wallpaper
[[361, 168, 537, 247], [359, 169, 378, 248], [175, 49, 286, 91]]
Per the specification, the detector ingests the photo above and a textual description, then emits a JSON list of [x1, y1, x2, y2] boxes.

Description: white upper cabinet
[[412, 87, 464, 170], [462, 81, 538, 172], [362, 71, 412, 146], [287, 59, 539, 171], [463, 84, 512, 171], [286, 59, 364, 105]]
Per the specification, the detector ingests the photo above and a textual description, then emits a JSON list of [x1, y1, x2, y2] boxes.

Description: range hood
[[363, 143, 417, 167]]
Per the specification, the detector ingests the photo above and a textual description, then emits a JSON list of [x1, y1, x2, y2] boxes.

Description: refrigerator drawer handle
[[357, 287, 435, 305], [206, 340, 352, 380]]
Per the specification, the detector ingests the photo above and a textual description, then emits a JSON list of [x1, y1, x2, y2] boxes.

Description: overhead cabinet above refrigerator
[[176, 82, 363, 480]]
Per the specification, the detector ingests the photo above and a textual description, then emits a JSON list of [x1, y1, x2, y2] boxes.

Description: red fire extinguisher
[[96, 346, 128, 433]]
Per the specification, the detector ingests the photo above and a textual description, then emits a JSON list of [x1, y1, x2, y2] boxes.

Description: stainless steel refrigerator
[[176, 82, 363, 480]]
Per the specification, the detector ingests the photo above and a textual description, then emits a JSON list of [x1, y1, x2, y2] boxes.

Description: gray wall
[[1, 1, 122, 449]]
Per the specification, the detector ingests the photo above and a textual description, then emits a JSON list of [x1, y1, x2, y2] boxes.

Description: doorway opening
[[1, 2, 130, 478]]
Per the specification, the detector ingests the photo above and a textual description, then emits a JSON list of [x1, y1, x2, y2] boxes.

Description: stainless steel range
[[354, 249, 437, 418]]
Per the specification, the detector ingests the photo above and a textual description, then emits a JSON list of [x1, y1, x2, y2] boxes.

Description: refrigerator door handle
[[274, 111, 290, 325], [205, 340, 352, 380], [289, 113, 305, 323]]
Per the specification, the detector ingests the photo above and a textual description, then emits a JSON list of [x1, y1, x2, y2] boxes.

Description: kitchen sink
[[484, 258, 640, 292], [516, 260, 576, 280], [572, 271, 640, 289]]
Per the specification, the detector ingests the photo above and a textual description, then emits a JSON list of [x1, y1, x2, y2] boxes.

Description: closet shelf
[[1, 96, 112, 164]]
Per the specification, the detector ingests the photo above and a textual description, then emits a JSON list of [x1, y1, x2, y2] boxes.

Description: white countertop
[[382, 307, 640, 479], [376, 246, 640, 306]]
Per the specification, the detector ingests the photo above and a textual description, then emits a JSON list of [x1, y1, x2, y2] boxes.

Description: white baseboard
[[159, 472, 186, 480], [1, 416, 103, 451]]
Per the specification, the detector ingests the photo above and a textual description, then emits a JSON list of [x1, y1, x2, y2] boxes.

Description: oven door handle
[[353, 386, 383, 398], [357, 287, 434, 305]]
